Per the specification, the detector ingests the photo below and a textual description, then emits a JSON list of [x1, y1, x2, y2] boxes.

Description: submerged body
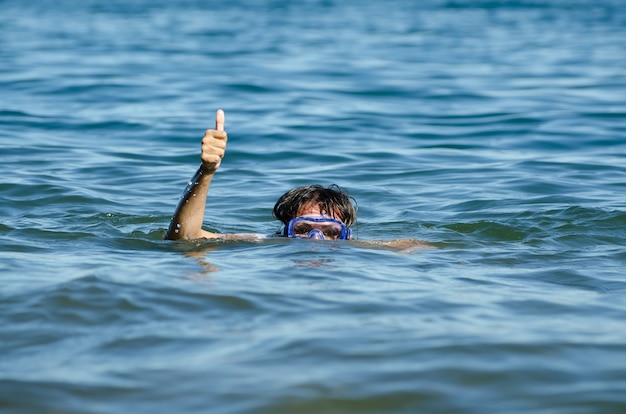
[[165, 109, 356, 242], [165, 109, 429, 251]]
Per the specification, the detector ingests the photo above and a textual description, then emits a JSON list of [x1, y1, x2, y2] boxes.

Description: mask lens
[[287, 216, 350, 240]]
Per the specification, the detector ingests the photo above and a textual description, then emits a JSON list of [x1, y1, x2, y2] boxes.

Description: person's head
[[273, 184, 357, 240]]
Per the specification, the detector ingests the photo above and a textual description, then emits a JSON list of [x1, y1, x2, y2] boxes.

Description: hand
[[201, 109, 227, 172]]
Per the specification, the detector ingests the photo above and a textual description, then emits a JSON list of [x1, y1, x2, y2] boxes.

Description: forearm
[[165, 165, 215, 240], [166, 109, 226, 240]]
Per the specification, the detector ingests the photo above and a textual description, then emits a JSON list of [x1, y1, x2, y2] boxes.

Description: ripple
[[2, 0, 626, 412]]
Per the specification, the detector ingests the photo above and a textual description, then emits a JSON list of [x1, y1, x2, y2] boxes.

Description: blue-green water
[[2, 0, 626, 412]]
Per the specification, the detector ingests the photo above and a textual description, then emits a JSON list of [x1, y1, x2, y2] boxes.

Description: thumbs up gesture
[[201, 109, 228, 172]]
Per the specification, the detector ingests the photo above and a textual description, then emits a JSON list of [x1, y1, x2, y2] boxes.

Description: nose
[[307, 229, 325, 240]]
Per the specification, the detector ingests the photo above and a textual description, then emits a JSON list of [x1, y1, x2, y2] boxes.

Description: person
[[165, 109, 357, 241]]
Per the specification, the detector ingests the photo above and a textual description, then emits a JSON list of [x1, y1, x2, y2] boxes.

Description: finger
[[215, 109, 225, 131]]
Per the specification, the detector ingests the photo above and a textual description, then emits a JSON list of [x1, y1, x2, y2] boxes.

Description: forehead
[[296, 202, 342, 221]]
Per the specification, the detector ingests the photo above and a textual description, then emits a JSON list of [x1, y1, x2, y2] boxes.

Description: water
[[2, 0, 626, 412]]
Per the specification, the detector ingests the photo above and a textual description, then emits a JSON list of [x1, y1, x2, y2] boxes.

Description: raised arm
[[165, 110, 227, 240]]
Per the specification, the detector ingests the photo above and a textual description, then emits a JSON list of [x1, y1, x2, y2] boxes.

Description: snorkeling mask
[[286, 216, 352, 240]]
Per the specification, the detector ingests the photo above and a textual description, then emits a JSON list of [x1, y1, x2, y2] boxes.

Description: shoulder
[[354, 238, 434, 253], [199, 230, 267, 241]]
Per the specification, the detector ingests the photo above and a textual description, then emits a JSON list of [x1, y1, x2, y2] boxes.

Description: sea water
[[1, 0, 626, 412]]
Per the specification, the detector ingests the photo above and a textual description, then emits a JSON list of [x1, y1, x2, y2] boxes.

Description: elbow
[[165, 221, 184, 241]]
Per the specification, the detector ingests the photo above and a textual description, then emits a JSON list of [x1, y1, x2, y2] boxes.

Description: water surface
[[1, 0, 626, 413]]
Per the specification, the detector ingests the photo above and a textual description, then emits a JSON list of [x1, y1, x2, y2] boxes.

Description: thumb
[[215, 109, 225, 131]]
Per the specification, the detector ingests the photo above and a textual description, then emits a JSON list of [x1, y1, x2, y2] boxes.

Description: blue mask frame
[[285, 216, 352, 240]]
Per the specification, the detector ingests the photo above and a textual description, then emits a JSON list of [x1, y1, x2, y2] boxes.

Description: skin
[[296, 203, 344, 222], [165, 110, 431, 252], [166, 110, 350, 241], [165, 110, 229, 240]]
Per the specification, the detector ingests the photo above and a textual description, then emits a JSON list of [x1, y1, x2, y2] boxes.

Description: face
[[287, 203, 351, 240]]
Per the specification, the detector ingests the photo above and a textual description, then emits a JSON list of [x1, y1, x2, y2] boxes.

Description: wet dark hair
[[273, 184, 357, 231]]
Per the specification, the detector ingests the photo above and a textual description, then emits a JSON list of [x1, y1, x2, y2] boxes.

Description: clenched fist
[[201, 109, 227, 172]]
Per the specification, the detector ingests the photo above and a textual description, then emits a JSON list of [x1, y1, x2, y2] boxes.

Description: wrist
[[200, 163, 219, 174]]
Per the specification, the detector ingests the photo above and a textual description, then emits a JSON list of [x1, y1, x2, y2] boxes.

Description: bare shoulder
[[220, 233, 267, 241], [354, 238, 435, 254], [198, 229, 266, 241]]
